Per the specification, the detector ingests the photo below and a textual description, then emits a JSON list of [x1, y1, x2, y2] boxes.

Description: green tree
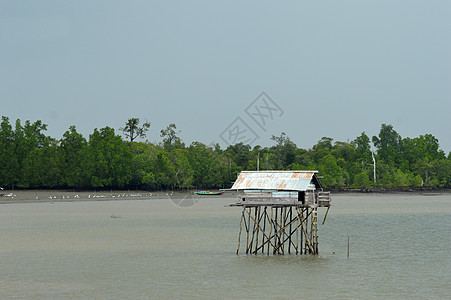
[[331, 141, 355, 185], [2, 116, 451, 191], [225, 142, 251, 170], [262, 152, 279, 170], [188, 142, 221, 188], [85, 127, 132, 188], [372, 124, 401, 167], [60, 126, 87, 188], [353, 132, 372, 163], [415, 158, 433, 186], [120, 118, 151, 142], [402, 134, 445, 180], [353, 171, 371, 188], [169, 149, 193, 189], [0, 117, 18, 188], [312, 137, 333, 164], [152, 150, 172, 189], [318, 154, 344, 187], [129, 142, 157, 189], [270, 132, 297, 169], [433, 159, 451, 188], [160, 123, 183, 150], [274, 134, 294, 168], [290, 148, 312, 170], [393, 169, 410, 187], [15, 119, 52, 188]]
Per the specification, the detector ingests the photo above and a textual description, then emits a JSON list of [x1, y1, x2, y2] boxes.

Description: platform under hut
[[229, 171, 330, 255]]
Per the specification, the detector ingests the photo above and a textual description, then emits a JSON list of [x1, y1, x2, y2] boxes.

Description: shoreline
[[1, 188, 449, 204], [330, 187, 451, 194], [0, 190, 169, 205]]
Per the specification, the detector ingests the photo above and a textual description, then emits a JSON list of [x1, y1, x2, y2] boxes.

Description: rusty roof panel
[[231, 171, 320, 191]]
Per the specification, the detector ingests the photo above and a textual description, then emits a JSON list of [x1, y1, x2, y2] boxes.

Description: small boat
[[194, 190, 225, 195]]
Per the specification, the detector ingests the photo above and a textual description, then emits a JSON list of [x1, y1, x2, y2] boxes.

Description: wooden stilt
[[273, 207, 278, 255], [296, 208, 299, 254], [230, 170, 330, 256], [280, 207, 284, 255], [245, 208, 251, 254], [249, 207, 257, 253], [237, 208, 244, 255], [236, 204, 322, 256], [267, 206, 273, 255], [254, 207, 261, 255], [262, 207, 267, 254], [298, 208, 304, 254], [322, 206, 330, 225], [288, 207, 292, 254], [304, 208, 309, 254]]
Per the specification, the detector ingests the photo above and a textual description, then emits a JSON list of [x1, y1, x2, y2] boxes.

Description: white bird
[[0, 187, 4, 190]]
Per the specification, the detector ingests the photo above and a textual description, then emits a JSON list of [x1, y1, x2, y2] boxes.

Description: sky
[[1, 1, 450, 152]]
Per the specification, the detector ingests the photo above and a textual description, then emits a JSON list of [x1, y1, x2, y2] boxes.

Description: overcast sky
[[1, 1, 450, 152]]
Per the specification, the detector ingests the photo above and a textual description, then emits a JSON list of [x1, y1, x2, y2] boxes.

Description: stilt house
[[230, 171, 331, 255], [230, 171, 330, 207]]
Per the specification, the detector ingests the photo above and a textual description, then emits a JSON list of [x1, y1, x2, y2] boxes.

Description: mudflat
[[0, 190, 159, 204]]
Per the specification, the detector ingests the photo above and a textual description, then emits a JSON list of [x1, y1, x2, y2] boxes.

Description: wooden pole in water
[[254, 206, 261, 255], [249, 207, 257, 253], [246, 208, 251, 254], [288, 207, 292, 254], [248, 208, 254, 254], [280, 207, 287, 255], [296, 208, 299, 254], [300, 208, 303, 254], [322, 206, 330, 225], [305, 207, 309, 254], [273, 207, 278, 254], [262, 206, 267, 254], [237, 208, 244, 255], [281, 207, 284, 254], [347, 236, 350, 258], [310, 208, 313, 254], [267, 207, 273, 255], [313, 208, 318, 254], [236, 202, 325, 256]]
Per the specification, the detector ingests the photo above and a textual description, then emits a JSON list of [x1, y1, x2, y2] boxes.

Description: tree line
[[1, 116, 450, 190]]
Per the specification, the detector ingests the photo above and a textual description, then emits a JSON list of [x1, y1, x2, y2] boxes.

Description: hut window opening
[[298, 191, 305, 204]]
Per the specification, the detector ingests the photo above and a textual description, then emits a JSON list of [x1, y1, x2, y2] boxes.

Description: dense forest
[[1, 116, 450, 190]]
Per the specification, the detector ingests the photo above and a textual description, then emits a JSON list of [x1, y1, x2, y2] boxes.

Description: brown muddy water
[[0, 192, 450, 299]]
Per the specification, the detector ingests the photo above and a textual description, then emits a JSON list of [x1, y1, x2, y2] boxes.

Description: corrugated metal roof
[[231, 171, 320, 191]]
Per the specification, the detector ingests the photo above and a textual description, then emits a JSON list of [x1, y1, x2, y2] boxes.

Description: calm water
[[1, 193, 450, 299]]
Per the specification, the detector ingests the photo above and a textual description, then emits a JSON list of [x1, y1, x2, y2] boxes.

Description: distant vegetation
[[1, 116, 450, 190]]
